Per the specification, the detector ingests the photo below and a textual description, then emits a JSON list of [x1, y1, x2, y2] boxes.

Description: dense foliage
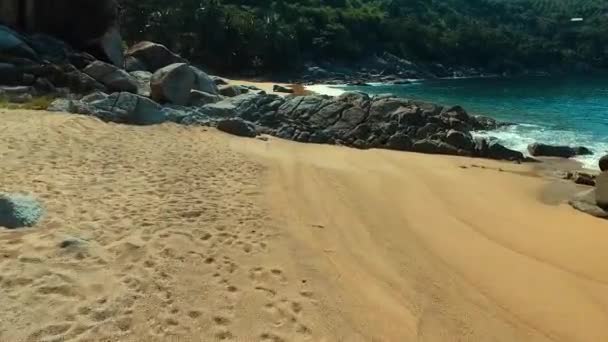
[[119, 0, 608, 73]]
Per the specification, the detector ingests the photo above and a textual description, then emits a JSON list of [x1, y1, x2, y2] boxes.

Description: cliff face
[[0, 0, 123, 66]]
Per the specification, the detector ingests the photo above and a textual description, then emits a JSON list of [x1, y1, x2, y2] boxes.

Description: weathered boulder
[[0, 193, 44, 229], [129, 70, 152, 97], [189, 90, 222, 106], [599, 155, 608, 172], [83, 61, 138, 93], [190, 66, 218, 95], [217, 118, 257, 138], [487, 141, 524, 161], [126, 41, 187, 72], [98, 26, 124, 67], [573, 172, 596, 186], [150, 63, 195, 105], [211, 76, 229, 86], [527, 143, 592, 158], [0, 86, 35, 102]]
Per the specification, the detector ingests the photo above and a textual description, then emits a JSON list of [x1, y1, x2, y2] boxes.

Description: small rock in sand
[[0, 193, 44, 229]]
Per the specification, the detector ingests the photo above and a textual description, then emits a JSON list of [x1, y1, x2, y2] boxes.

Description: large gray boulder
[[412, 139, 464, 156], [83, 61, 138, 93], [527, 143, 592, 158], [126, 41, 187, 72], [150, 63, 195, 105], [88, 92, 166, 125], [0, 193, 44, 229]]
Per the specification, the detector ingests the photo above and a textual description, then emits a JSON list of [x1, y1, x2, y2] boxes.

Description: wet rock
[[0, 193, 44, 229], [527, 143, 591, 158], [573, 172, 596, 186]]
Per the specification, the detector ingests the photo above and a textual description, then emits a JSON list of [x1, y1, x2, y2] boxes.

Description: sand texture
[[2, 109, 608, 341]]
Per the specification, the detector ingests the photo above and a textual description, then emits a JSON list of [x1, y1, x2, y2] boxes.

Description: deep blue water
[[342, 76, 608, 169]]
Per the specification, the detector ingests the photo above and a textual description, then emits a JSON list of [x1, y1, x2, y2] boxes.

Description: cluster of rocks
[[570, 156, 608, 219], [1, 24, 528, 163], [298, 52, 495, 85]]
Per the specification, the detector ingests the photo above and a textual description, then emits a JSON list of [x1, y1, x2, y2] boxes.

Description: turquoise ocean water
[[342, 76, 608, 169]]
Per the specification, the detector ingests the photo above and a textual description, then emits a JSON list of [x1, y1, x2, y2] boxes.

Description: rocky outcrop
[[125, 41, 187, 72], [0, 192, 44, 229], [527, 143, 592, 158], [49, 92, 166, 125]]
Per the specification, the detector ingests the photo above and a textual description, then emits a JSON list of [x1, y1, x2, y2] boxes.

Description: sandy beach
[[2, 109, 608, 341]]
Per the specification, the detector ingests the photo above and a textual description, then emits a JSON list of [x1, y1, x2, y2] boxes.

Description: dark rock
[[125, 56, 147, 72], [442, 105, 470, 122], [386, 133, 413, 151], [599, 155, 608, 172], [0, 193, 44, 229], [83, 61, 138, 93], [217, 118, 257, 138], [33, 77, 56, 93], [65, 69, 106, 94], [412, 139, 462, 156], [487, 141, 524, 161], [150, 63, 195, 105], [273, 85, 293, 93], [527, 143, 591, 158], [416, 123, 440, 139], [72, 92, 166, 125], [445, 130, 475, 151], [574, 146, 593, 156], [59, 237, 88, 249], [189, 90, 222, 106], [126, 41, 187, 72], [573, 172, 596, 186]]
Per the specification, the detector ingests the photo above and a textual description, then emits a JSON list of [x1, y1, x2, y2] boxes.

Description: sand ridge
[[2, 109, 608, 341]]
